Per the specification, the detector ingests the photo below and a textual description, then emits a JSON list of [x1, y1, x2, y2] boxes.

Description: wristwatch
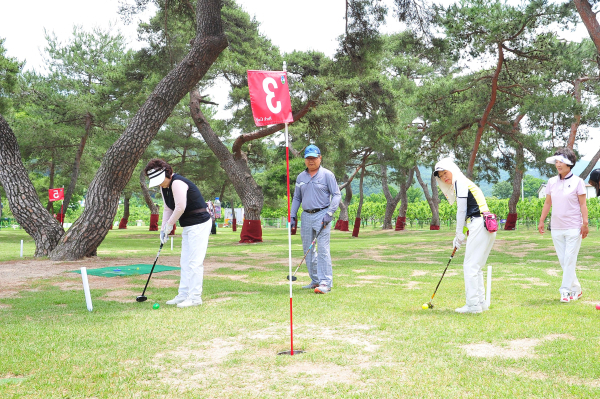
[[327, 211, 333, 217]]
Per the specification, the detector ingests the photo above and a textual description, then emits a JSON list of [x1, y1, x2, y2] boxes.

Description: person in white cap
[[433, 158, 496, 314], [144, 159, 212, 308], [538, 148, 588, 303]]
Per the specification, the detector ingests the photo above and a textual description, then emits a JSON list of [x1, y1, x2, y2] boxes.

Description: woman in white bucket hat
[[538, 148, 588, 303], [433, 158, 496, 314]]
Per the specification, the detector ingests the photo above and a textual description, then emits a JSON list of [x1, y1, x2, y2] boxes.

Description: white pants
[[463, 217, 496, 306], [178, 220, 211, 301], [551, 228, 582, 295]]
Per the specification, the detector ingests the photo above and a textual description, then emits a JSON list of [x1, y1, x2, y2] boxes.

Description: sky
[[1, 0, 599, 161]]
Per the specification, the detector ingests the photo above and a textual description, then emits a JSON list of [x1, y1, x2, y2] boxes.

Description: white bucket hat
[[147, 168, 166, 188]]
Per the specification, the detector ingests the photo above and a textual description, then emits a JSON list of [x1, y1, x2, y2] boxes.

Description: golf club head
[[136, 296, 147, 302], [428, 302, 434, 309], [286, 275, 297, 281]]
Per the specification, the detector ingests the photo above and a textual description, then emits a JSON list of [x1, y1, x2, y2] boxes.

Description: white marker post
[[80, 267, 93, 312], [485, 265, 492, 308], [20, 240, 23, 257]]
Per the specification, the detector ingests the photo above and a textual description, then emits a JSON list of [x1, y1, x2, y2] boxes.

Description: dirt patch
[[460, 334, 575, 359], [0, 303, 11, 309], [99, 289, 140, 303], [206, 297, 232, 304], [411, 270, 428, 277], [545, 269, 561, 277], [508, 277, 549, 287], [0, 255, 264, 299], [404, 281, 422, 290]]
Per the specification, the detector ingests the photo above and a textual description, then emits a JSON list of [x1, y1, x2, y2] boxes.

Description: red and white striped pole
[[284, 61, 294, 355]]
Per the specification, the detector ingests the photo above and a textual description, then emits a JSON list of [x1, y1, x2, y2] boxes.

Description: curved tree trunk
[[139, 168, 160, 230], [190, 90, 314, 242], [415, 166, 440, 229], [0, 115, 65, 256], [579, 147, 600, 180], [48, 0, 228, 260]]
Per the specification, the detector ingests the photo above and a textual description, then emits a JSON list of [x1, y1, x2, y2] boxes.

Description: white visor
[[147, 168, 166, 188], [546, 155, 573, 166]]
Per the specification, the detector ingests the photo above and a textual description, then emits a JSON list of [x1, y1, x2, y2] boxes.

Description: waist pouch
[[482, 212, 498, 233]]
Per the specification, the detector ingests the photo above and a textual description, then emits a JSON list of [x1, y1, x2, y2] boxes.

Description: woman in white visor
[[144, 159, 212, 308], [434, 158, 496, 314], [538, 148, 588, 303]]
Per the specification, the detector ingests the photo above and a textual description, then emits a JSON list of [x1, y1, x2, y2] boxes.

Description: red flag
[[247, 70, 293, 126], [48, 188, 64, 202]]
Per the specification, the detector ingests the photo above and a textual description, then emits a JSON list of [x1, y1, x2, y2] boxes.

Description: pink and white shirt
[[545, 172, 586, 229]]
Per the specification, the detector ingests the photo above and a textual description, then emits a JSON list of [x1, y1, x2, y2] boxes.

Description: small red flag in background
[[247, 70, 293, 126], [48, 188, 64, 202]]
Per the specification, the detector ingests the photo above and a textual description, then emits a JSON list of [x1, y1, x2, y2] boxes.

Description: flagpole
[[284, 61, 294, 356]]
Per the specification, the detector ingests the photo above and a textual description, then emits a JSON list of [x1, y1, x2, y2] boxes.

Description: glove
[[322, 212, 333, 227], [290, 216, 297, 228], [453, 233, 466, 250], [160, 224, 172, 244]]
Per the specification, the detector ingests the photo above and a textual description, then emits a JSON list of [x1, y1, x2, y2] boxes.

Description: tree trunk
[[190, 90, 262, 242], [139, 168, 160, 231], [63, 113, 91, 215], [119, 192, 131, 229], [506, 146, 525, 230], [0, 115, 64, 256], [48, 0, 227, 260], [47, 154, 56, 213], [467, 43, 504, 178], [337, 179, 352, 231], [380, 160, 403, 230], [568, 77, 590, 149], [415, 166, 440, 229], [190, 90, 315, 243], [396, 167, 415, 230], [352, 163, 366, 237], [579, 147, 600, 179], [574, 0, 600, 63]]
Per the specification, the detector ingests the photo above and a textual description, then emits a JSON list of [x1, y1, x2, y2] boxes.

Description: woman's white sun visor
[[147, 168, 166, 188], [545, 155, 573, 166]]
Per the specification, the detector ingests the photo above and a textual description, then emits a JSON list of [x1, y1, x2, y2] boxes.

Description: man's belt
[[304, 207, 327, 214], [184, 208, 207, 215]]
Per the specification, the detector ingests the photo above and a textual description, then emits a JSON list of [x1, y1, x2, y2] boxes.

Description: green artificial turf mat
[[70, 264, 179, 277]]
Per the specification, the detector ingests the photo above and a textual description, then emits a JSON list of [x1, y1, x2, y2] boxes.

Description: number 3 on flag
[[247, 70, 293, 127]]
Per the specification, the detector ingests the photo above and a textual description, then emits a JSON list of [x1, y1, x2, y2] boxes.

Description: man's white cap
[[546, 155, 573, 166], [147, 168, 166, 188]]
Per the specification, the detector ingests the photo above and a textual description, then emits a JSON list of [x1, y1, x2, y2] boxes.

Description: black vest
[[161, 174, 210, 226]]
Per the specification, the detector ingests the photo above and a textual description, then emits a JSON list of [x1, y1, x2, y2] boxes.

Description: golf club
[[136, 243, 164, 302], [286, 225, 325, 281], [424, 247, 457, 309]]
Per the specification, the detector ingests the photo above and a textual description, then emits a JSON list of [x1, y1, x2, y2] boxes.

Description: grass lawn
[[1, 225, 600, 398]]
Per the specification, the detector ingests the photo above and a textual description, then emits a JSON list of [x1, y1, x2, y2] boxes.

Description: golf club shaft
[[291, 225, 325, 277], [140, 243, 163, 297], [430, 247, 457, 302]]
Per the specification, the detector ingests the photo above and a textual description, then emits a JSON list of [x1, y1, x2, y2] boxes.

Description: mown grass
[[1, 226, 600, 398]]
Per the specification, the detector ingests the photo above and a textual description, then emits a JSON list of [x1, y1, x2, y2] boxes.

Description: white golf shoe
[[177, 298, 202, 308], [455, 305, 482, 314], [166, 296, 187, 305], [479, 301, 489, 311]]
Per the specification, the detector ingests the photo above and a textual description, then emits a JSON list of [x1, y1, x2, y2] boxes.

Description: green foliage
[[0, 38, 22, 114], [492, 181, 512, 199]]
